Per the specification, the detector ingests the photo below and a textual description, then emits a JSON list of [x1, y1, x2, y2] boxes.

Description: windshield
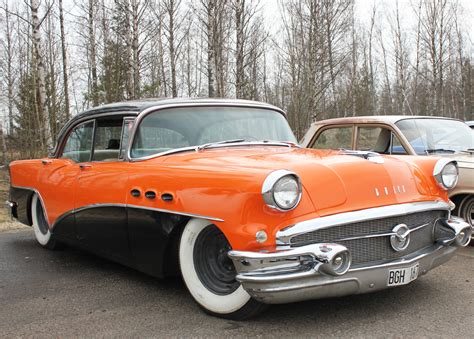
[[130, 106, 297, 158], [395, 119, 474, 155]]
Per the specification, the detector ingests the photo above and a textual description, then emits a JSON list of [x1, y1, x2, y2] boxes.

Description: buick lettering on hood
[[7, 99, 472, 320]]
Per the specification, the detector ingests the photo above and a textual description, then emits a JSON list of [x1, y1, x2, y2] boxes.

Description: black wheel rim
[[465, 200, 474, 225], [35, 198, 49, 235], [193, 225, 240, 295]]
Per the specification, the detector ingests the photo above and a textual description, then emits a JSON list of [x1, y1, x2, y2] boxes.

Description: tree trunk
[[88, 0, 99, 106], [31, 0, 52, 149], [235, 0, 244, 99], [59, 0, 70, 119]]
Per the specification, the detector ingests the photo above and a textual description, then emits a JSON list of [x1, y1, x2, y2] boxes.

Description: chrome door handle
[[41, 159, 52, 165], [79, 164, 92, 170]]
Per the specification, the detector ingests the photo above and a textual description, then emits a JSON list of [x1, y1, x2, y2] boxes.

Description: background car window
[[61, 121, 94, 162], [356, 126, 407, 154], [357, 127, 390, 152], [312, 127, 352, 150], [92, 118, 124, 161], [390, 133, 408, 154]]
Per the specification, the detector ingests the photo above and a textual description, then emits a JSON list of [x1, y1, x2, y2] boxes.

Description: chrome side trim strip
[[276, 201, 451, 245], [126, 204, 224, 222], [49, 203, 224, 231], [12, 186, 224, 230]]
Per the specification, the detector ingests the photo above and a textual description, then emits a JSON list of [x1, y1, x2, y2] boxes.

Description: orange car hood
[[158, 146, 437, 215]]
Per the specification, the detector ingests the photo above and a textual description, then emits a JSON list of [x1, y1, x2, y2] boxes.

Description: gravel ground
[[1, 227, 473, 338]]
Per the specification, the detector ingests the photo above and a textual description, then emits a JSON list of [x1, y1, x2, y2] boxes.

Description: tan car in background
[[301, 116, 474, 231]]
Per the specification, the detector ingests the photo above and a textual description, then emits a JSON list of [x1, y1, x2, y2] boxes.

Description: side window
[[312, 127, 353, 150], [119, 118, 135, 159], [357, 127, 390, 152], [61, 121, 94, 162], [390, 132, 408, 155], [357, 126, 407, 155], [92, 118, 124, 162]]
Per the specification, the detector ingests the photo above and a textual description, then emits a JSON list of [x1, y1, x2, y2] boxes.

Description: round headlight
[[273, 175, 300, 210], [433, 160, 459, 190], [440, 162, 458, 189], [262, 170, 302, 211]]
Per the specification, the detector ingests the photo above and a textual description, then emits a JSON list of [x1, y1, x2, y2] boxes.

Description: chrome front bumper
[[228, 217, 472, 304]]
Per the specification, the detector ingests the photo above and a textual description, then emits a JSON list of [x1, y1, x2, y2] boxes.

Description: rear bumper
[[228, 217, 472, 304]]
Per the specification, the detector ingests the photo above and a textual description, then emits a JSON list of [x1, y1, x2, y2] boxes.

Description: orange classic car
[[7, 99, 472, 319]]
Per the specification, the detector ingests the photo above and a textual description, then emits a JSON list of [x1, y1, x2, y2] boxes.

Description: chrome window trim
[[126, 102, 289, 162], [276, 200, 451, 245]]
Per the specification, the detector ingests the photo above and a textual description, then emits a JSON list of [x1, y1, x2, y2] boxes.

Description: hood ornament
[[390, 224, 411, 251]]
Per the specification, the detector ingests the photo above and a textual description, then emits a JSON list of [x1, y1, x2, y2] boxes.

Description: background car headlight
[[262, 170, 302, 211], [433, 160, 459, 190]]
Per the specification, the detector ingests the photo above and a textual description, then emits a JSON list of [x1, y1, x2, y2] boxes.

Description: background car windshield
[[396, 119, 474, 154], [131, 107, 297, 158]]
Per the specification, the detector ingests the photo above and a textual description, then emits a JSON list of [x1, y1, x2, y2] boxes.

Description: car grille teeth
[[289, 210, 446, 266]]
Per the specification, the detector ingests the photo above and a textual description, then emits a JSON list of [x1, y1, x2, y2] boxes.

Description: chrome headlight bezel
[[262, 170, 302, 211], [433, 159, 459, 190]]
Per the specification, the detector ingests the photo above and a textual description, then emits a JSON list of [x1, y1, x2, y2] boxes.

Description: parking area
[[0, 227, 473, 337]]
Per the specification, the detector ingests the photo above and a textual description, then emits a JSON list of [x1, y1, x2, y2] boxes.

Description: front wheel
[[458, 196, 474, 246], [31, 194, 59, 249], [179, 219, 267, 320]]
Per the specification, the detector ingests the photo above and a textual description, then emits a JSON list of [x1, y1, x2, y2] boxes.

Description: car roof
[[313, 115, 461, 126], [74, 97, 282, 118], [52, 98, 285, 157]]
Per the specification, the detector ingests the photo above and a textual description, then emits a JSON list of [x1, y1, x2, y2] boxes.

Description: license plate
[[387, 263, 419, 286]]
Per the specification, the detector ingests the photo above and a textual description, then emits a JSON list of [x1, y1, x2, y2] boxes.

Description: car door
[[35, 120, 96, 241], [73, 116, 133, 262]]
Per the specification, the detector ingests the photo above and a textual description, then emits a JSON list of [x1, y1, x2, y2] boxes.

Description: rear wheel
[[179, 218, 267, 320], [31, 194, 59, 249], [458, 196, 474, 246]]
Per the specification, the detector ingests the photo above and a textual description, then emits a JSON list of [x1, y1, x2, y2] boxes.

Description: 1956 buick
[[7, 99, 472, 319]]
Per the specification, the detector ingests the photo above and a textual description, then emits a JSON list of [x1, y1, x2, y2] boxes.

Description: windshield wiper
[[425, 148, 456, 154], [196, 139, 301, 151], [460, 148, 474, 154], [196, 139, 246, 151]]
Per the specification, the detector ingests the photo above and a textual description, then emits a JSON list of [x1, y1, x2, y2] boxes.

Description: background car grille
[[289, 210, 447, 266]]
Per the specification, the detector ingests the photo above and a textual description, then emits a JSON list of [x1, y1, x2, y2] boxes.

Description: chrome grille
[[290, 210, 446, 266]]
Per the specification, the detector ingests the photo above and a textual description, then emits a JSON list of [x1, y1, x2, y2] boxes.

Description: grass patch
[[0, 168, 26, 231]]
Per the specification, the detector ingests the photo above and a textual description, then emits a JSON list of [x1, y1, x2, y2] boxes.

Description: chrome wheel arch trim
[[276, 200, 451, 246]]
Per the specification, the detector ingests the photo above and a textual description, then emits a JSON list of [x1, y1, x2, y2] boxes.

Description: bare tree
[[58, 0, 70, 119], [31, 0, 52, 148]]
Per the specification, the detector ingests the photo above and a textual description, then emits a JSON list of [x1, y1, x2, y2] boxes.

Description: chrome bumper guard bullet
[[228, 217, 472, 304]]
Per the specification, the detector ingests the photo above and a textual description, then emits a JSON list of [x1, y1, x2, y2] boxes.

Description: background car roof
[[313, 115, 462, 126]]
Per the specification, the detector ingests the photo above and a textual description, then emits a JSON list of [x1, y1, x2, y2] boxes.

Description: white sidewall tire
[[179, 218, 251, 315], [32, 194, 52, 246]]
